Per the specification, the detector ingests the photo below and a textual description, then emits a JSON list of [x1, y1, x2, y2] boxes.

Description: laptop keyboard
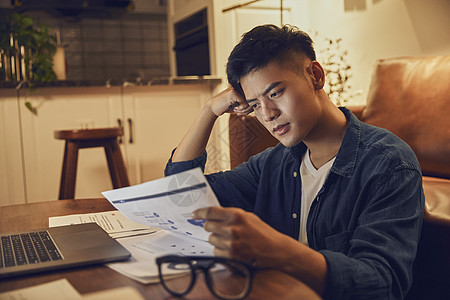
[[0, 231, 63, 268]]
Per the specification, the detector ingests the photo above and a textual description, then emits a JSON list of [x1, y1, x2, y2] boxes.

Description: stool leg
[[104, 140, 129, 189], [59, 140, 79, 199]]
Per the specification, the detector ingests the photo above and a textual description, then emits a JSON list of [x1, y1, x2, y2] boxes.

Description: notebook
[[0, 222, 131, 278]]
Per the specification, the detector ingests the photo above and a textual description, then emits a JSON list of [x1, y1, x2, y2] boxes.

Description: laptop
[[0, 222, 131, 278]]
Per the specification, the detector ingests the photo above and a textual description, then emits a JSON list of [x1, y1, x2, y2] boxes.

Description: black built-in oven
[[173, 8, 210, 76]]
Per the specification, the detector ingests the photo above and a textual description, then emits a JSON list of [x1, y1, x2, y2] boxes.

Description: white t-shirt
[[299, 149, 335, 245]]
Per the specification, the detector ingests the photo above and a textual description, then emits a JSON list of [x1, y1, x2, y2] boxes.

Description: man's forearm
[[272, 236, 327, 296], [172, 104, 218, 162]]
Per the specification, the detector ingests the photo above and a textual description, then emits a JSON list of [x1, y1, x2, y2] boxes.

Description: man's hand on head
[[208, 87, 253, 117]]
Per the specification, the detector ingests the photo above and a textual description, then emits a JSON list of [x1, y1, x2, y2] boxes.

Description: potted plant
[[0, 12, 57, 85]]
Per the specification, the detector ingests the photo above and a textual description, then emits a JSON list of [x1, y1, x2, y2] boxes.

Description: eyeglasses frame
[[156, 255, 259, 300]]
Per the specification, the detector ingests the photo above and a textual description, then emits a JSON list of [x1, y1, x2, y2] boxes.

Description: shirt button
[[292, 213, 298, 219], [293, 171, 298, 177]]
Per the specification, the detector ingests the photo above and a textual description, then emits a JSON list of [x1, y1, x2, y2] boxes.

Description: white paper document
[[107, 230, 214, 283], [0, 278, 145, 300], [82, 286, 144, 300], [49, 210, 159, 239], [102, 168, 220, 242], [0, 278, 80, 300]]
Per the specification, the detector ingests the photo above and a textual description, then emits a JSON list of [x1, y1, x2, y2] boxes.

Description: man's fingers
[[209, 233, 231, 249], [191, 206, 234, 221], [203, 219, 234, 236], [211, 236, 253, 263], [234, 105, 254, 116], [227, 89, 249, 109], [213, 247, 231, 259], [227, 101, 240, 110]]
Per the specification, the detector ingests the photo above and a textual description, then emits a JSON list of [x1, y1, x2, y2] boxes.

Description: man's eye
[[270, 88, 284, 99], [252, 103, 260, 110]]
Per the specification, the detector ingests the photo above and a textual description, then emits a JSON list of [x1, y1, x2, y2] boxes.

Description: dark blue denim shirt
[[165, 107, 424, 300]]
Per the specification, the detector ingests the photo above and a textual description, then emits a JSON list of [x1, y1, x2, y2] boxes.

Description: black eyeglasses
[[156, 255, 258, 300]]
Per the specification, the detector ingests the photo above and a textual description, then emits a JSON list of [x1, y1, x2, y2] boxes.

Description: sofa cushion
[[361, 55, 450, 179], [422, 176, 450, 224]]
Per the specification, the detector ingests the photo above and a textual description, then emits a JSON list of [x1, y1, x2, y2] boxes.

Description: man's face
[[240, 60, 322, 148]]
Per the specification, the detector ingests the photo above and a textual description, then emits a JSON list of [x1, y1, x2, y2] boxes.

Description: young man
[[165, 25, 424, 299]]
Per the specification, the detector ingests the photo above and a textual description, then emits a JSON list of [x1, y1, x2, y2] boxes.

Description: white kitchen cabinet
[[121, 84, 214, 184], [0, 89, 26, 206], [0, 83, 217, 206]]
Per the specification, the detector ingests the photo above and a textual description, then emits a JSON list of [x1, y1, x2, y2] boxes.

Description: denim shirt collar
[[288, 107, 359, 179], [332, 107, 360, 179]]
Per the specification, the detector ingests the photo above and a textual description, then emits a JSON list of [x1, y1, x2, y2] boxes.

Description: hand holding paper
[[102, 168, 220, 241]]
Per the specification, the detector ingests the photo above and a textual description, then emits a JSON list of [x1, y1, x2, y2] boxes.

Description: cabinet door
[[122, 84, 213, 184], [0, 90, 26, 206], [18, 86, 123, 203]]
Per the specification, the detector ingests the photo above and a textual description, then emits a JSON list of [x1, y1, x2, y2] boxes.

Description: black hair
[[226, 24, 316, 95]]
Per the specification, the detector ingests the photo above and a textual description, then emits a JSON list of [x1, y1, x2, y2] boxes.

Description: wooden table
[[0, 199, 321, 299]]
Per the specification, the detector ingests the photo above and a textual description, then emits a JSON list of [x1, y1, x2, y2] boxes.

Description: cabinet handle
[[128, 118, 134, 144], [117, 118, 123, 144]]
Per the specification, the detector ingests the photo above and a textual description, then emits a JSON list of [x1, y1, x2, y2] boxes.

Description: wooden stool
[[54, 127, 130, 200]]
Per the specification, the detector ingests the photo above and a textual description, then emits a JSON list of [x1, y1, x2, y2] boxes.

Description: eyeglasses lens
[[160, 260, 193, 295], [207, 261, 251, 300]]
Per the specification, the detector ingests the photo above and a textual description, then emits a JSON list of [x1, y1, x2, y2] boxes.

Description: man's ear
[[308, 61, 325, 90]]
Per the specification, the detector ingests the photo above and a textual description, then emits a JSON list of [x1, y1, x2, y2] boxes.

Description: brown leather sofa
[[228, 55, 450, 299]]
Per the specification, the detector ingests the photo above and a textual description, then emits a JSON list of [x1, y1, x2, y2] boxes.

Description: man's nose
[[261, 101, 280, 122]]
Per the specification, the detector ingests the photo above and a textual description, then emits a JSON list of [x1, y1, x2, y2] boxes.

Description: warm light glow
[[20, 46, 26, 80], [53, 46, 67, 80], [11, 55, 15, 77]]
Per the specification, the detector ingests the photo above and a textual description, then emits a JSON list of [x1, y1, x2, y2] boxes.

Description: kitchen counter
[[0, 76, 222, 89]]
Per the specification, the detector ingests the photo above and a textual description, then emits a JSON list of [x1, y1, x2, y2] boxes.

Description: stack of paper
[[49, 168, 219, 284], [49, 210, 159, 239]]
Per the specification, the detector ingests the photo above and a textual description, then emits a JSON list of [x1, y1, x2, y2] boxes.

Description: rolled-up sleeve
[[164, 148, 207, 176]]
